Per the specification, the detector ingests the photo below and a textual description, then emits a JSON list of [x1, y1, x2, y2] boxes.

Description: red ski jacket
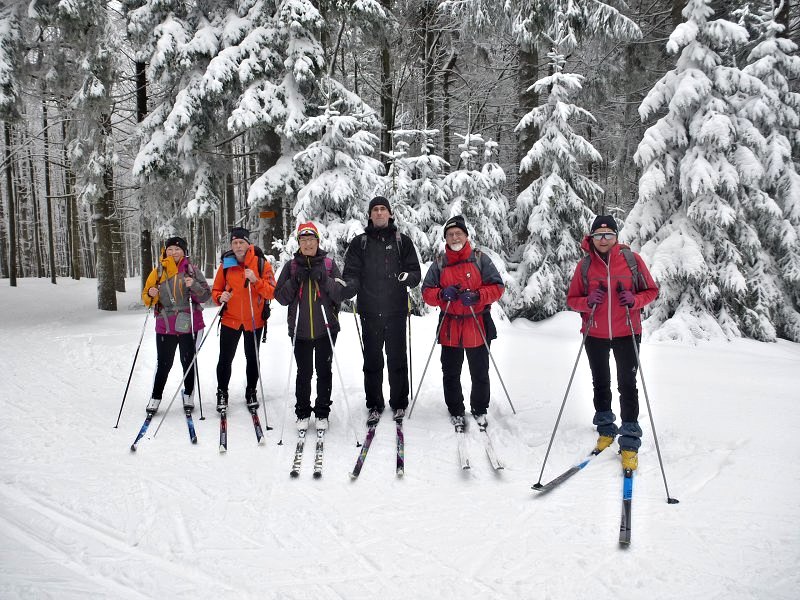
[[422, 242, 504, 348], [566, 237, 658, 339]]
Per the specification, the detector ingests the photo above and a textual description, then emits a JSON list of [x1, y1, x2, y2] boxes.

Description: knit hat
[[590, 215, 618, 234], [368, 196, 392, 214], [164, 236, 188, 254], [296, 222, 320, 239], [442, 215, 468, 238], [230, 227, 251, 243]]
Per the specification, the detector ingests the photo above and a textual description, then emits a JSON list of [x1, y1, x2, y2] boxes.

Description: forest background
[[1, 0, 799, 344]]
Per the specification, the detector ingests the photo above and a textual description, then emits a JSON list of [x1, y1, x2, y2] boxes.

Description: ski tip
[[313, 472, 322, 479], [219, 446, 227, 453], [396, 470, 404, 478], [349, 472, 359, 480], [258, 438, 266, 445], [290, 471, 299, 478], [191, 438, 198, 444]]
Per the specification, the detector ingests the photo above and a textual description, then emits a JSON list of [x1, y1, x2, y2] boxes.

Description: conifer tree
[[626, 0, 790, 342]]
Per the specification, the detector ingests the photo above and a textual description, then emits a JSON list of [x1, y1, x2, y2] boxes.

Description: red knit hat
[[296, 222, 320, 239]]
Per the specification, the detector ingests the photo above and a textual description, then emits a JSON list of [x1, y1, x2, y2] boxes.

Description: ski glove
[[619, 290, 635, 308], [587, 287, 606, 307], [459, 290, 480, 307], [294, 264, 311, 283], [310, 263, 328, 283], [440, 285, 460, 302]]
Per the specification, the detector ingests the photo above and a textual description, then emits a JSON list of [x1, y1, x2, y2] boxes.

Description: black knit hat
[[164, 236, 188, 254], [230, 227, 251, 243], [442, 215, 468, 239], [368, 196, 392, 214], [590, 215, 618, 234]]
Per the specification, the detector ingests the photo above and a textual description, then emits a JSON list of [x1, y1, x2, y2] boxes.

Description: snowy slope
[[0, 278, 798, 599]]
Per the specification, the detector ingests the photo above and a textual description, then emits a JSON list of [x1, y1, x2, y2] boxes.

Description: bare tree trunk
[[441, 47, 458, 167], [202, 214, 215, 278], [225, 169, 235, 233], [422, 0, 437, 132], [42, 99, 57, 283], [380, 0, 394, 165], [62, 119, 81, 280], [135, 60, 151, 290], [110, 196, 126, 291], [517, 42, 539, 196], [95, 113, 117, 310], [3, 123, 17, 286], [253, 129, 283, 255], [672, 0, 685, 27], [26, 154, 43, 279]]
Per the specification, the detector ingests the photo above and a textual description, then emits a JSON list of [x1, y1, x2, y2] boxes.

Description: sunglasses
[[591, 232, 617, 240]]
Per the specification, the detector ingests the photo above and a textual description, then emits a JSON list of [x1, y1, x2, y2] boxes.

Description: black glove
[[293, 263, 311, 283], [310, 263, 328, 283]]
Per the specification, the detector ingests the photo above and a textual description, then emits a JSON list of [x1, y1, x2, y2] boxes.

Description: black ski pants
[[360, 314, 408, 411], [216, 325, 263, 392], [584, 334, 640, 423], [440, 344, 490, 417], [294, 332, 337, 419], [152, 332, 197, 399]]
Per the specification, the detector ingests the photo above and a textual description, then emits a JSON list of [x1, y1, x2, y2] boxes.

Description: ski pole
[[278, 283, 302, 445], [468, 305, 516, 414], [152, 303, 225, 438], [408, 301, 451, 418], [533, 305, 597, 487], [246, 277, 271, 430], [619, 282, 679, 504], [353, 300, 364, 354], [316, 282, 359, 446], [187, 278, 205, 420], [114, 306, 152, 428], [407, 296, 413, 411]]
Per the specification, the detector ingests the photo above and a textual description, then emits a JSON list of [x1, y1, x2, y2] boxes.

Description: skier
[[211, 227, 276, 412], [566, 215, 659, 471], [342, 196, 421, 425], [421, 215, 504, 428], [274, 222, 347, 431], [141, 236, 211, 415]]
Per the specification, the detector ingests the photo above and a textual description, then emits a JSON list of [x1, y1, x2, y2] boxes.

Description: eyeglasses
[[591, 232, 617, 241]]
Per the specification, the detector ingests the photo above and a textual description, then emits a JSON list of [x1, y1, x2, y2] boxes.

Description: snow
[[1, 278, 799, 599]]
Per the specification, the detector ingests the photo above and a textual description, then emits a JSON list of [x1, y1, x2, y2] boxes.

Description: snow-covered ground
[[1, 277, 798, 599]]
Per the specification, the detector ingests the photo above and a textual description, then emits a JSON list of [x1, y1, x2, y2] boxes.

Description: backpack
[[437, 248, 484, 277], [221, 245, 272, 323], [580, 247, 647, 294]]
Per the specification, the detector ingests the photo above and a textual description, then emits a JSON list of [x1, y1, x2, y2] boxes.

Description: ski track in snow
[[1, 278, 799, 599]]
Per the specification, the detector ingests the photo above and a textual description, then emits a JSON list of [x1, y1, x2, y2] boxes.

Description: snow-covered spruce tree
[[626, 0, 796, 342], [443, 129, 485, 239], [479, 139, 512, 257], [736, 4, 800, 341], [291, 85, 384, 262], [510, 36, 601, 321], [244, 0, 390, 250], [0, 5, 21, 120]]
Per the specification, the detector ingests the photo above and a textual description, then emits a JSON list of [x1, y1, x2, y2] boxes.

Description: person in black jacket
[[274, 222, 347, 431], [343, 196, 422, 424]]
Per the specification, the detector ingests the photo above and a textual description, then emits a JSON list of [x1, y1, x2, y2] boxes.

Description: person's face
[[298, 235, 319, 257], [231, 238, 249, 260], [166, 245, 184, 263], [591, 228, 618, 254], [370, 205, 391, 228], [445, 227, 467, 251]]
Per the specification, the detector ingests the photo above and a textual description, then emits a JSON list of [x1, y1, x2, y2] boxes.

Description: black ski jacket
[[342, 220, 421, 318]]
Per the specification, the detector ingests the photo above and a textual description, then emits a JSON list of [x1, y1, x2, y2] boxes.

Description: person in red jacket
[[211, 227, 276, 412], [566, 215, 658, 470], [422, 215, 504, 429]]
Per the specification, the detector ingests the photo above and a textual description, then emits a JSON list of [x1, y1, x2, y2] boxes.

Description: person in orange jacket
[[211, 227, 276, 412], [566, 215, 659, 470], [421, 215, 504, 429]]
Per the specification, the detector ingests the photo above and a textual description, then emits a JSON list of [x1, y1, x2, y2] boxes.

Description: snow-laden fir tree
[[734, 2, 800, 340], [511, 33, 601, 321], [291, 85, 383, 262], [479, 140, 512, 257], [0, 5, 21, 120], [373, 130, 434, 262], [626, 0, 796, 342], [443, 128, 485, 239]]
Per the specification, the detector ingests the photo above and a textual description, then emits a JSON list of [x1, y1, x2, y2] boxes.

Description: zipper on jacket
[[308, 277, 314, 338], [605, 260, 613, 340]]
